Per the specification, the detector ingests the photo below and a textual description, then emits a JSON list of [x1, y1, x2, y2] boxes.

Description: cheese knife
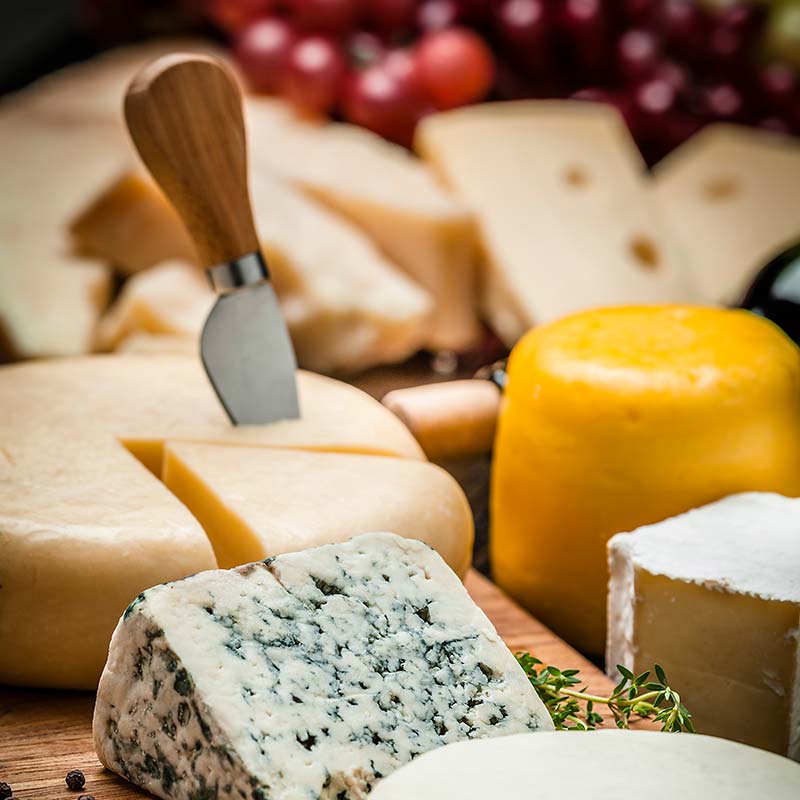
[[124, 53, 299, 425]]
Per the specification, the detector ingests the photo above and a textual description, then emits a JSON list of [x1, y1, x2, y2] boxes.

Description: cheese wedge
[[416, 101, 697, 346], [608, 493, 800, 760], [163, 442, 473, 575], [72, 171, 434, 374], [654, 124, 800, 304], [93, 261, 212, 352], [370, 731, 800, 799], [491, 305, 800, 657], [245, 98, 481, 352], [0, 354, 428, 689], [115, 332, 199, 355], [0, 40, 223, 358]]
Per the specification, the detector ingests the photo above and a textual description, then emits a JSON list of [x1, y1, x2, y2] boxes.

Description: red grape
[[383, 47, 427, 97], [342, 55, 429, 145], [234, 17, 296, 93], [347, 30, 386, 68], [760, 63, 798, 112], [635, 78, 676, 116], [620, 0, 656, 26], [415, 27, 495, 109], [417, 0, 460, 32], [708, 24, 745, 66], [560, 0, 610, 76], [718, 2, 766, 40], [657, 0, 708, 61], [365, 0, 419, 37], [288, 0, 363, 35], [207, 0, 274, 33], [283, 36, 347, 114], [617, 29, 661, 83], [495, 0, 552, 75], [651, 59, 690, 97], [703, 83, 745, 121]]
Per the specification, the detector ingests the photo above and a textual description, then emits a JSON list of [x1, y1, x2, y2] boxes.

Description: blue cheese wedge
[[93, 533, 552, 800]]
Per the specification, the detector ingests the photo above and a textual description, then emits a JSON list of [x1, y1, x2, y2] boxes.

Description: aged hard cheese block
[[93, 261, 212, 351], [370, 731, 800, 799], [93, 533, 552, 800], [654, 124, 800, 304], [492, 306, 800, 657], [0, 355, 425, 689], [72, 170, 433, 373], [608, 493, 800, 760], [246, 98, 481, 351], [416, 101, 696, 346], [163, 442, 473, 575]]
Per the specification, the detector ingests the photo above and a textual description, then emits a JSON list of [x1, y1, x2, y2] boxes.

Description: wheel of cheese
[[0, 354, 475, 690], [491, 305, 800, 656], [369, 731, 800, 799]]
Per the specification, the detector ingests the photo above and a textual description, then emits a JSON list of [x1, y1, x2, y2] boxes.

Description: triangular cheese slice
[[416, 101, 698, 345], [0, 354, 435, 689], [72, 171, 434, 373], [653, 124, 800, 304]]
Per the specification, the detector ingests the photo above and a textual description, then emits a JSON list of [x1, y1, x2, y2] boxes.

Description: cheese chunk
[[71, 171, 433, 373], [608, 492, 800, 759], [94, 533, 552, 800], [654, 124, 800, 304], [416, 101, 697, 345], [491, 306, 800, 657], [246, 98, 481, 352], [0, 355, 425, 689], [0, 40, 222, 358], [93, 261, 211, 351], [163, 442, 473, 575], [370, 731, 800, 800]]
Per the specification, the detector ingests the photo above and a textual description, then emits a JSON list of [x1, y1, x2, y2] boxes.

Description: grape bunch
[[205, 0, 800, 160]]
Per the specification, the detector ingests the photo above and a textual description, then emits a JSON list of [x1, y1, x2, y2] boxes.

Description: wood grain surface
[[0, 571, 648, 800]]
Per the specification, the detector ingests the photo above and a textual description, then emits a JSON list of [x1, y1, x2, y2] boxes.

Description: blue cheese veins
[[93, 533, 552, 800]]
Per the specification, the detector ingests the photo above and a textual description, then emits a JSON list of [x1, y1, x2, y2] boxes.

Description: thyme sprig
[[515, 653, 694, 733]]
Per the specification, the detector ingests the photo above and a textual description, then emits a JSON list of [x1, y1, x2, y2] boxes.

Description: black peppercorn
[[65, 770, 86, 791], [0, 782, 12, 800]]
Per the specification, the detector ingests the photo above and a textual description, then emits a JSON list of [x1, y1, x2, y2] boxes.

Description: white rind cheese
[[94, 533, 552, 800], [607, 492, 800, 760], [370, 730, 800, 799]]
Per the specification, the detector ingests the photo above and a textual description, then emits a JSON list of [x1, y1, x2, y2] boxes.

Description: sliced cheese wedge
[[653, 124, 800, 304], [370, 731, 800, 799], [72, 171, 434, 374], [0, 354, 428, 689], [163, 442, 473, 575], [416, 101, 697, 345], [245, 98, 481, 351]]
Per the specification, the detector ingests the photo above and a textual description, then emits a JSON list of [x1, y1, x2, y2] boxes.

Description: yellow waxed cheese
[[71, 171, 433, 374], [491, 305, 800, 656], [416, 101, 698, 346], [245, 98, 481, 352], [0, 354, 426, 689], [608, 493, 800, 760], [653, 124, 800, 304], [163, 442, 473, 577]]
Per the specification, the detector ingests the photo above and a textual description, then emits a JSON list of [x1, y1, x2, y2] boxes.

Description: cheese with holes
[[370, 731, 800, 800], [0, 355, 429, 689], [608, 492, 800, 760], [72, 170, 433, 373], [93, 533, 551, 800], [163, 442, 473, 575], [245, 98, 481, 351], [0, 40, 222, 358], [491, 306, 800, 657], [93, 261, 212, 352], [654, 124, 800, 304], [416, 101, 697, 346]]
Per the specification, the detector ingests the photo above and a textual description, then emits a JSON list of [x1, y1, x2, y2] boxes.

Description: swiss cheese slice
[[163, 442, 473, 575], [245, 98, 481, 351], [416, 101, 697, 345], [0, 354, 428, 689], [653, 124, 800, 304], [608, 492, 800, 759], [72, 170, 434, 374], [370, 731, 800, 799]]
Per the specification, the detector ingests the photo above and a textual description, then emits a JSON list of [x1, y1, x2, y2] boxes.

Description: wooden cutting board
[[0, 571, 651, 799]]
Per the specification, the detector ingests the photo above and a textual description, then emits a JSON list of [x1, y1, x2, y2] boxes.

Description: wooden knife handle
[[124, 53, 259, 268], [383, 380, 501, 461]]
